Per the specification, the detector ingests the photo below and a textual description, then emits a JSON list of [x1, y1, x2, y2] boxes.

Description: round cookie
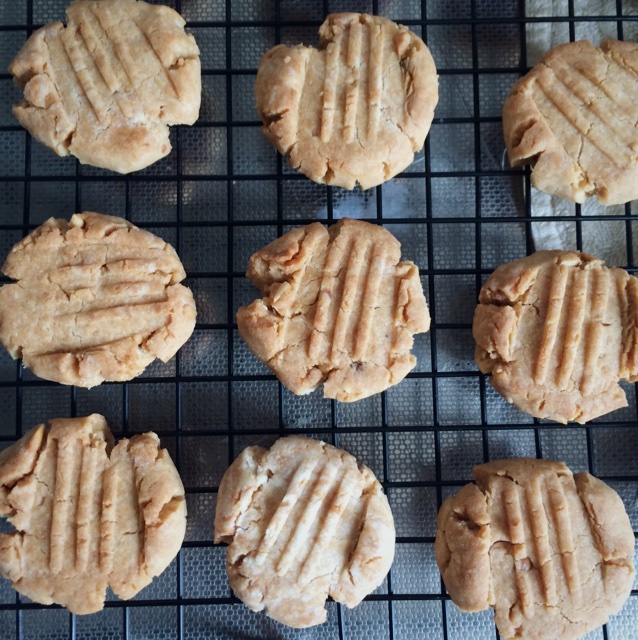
[[254, 13, 438, 189], [435, 458, 635, 640], [0, 414, 186, 614], [474, 250, 638, 423], [236, 218, 430, 402], [9, 0, 201, 173], [214, 436, 395, 628], [0, 212, 196, 387], [503, 39, 638, 205]]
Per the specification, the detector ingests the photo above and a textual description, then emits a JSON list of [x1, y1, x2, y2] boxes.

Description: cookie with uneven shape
[[214, 435, 395, 628], [474, 250, 638, 423], [503, 40, 638, 205], [236, 218, 430, 402], [254, 13, 438, 189], [8, 0, 200, 173], [0, 414, 186, 615], [435, 458, 635, 640], [0, 212, 196, 387]]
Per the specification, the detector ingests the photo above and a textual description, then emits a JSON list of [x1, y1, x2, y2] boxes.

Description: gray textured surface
[[0, 1, 636, 638]]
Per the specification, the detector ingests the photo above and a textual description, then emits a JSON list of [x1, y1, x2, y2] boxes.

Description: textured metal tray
[[0, 1, 637, 639]]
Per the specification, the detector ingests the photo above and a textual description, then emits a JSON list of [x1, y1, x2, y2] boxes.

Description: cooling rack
[[0, 0, 636, 638]]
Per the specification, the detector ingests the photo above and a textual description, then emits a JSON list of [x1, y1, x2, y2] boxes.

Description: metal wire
[[0, 1, 637, 639]]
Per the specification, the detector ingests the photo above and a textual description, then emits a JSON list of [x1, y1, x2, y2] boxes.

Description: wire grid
[[0, 0, 637, 638]]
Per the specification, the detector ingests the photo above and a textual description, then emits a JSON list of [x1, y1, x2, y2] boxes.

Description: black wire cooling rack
[[0, 0, 637, 638]]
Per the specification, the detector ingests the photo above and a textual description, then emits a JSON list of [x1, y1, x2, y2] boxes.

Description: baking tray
[[0, 0, 636, 638]]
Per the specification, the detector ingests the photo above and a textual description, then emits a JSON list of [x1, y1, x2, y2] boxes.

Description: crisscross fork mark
[[549, 60, 637, 162], [76, 444, 102, 572], [525, 474, 557, 606], [368, 22, 384, 139], [533, 76, 624, 166], [309, 236, 355, 361], [298, 468, 358, 586], [580, 267, 609, 395], [78, 5, 133, 94], [343, 21, 363, 144], [555, 267, 588, 390], [59, 26, 110, 123], [330, 239, 370, 360], [49, 437, 83, 573], [353, 243, 386, 361], [321, 33, 343, 142], [130, 16, 179, 99], [254, 458, 318, 566], [276, 462, 338, 577], [99, 457, 118, 574], [534, 262, 569, 386], [502, 479, 535, 617], [546, 473, 581, 606]]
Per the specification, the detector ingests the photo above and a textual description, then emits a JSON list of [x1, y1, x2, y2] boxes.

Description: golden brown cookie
[[214, 436, 395, 628], [503, 40, 638, 205], [435, 458, 635, 640], [0, 212, 197, 387], [0, 414, 186, 614], [236, 218, 430, 401], [474, 250, 638, 423], [9, 0, 201, 173], [254, 13, 438, 189]]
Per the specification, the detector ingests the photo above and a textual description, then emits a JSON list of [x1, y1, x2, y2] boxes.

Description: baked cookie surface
[[0, 414, 186, 614], [435, 458, 635, 640], [503, 39, 638, 205], [0, 212, 196, 387], [255, 13, 438, 189], [474, 250, 638, 423], [9, 0, 201, 173], [214, 436, 395, 628], [237, 218, 430, 402]]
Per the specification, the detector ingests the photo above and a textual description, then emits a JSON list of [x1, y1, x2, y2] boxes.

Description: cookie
[[0, 212, 196, 387], [0, 414, 186, 614], [474, 250, 638, 423], [254, 13, 438, 189], [435, 458, 635, 640], [236, 218, 429, 401], [214, 435, 395, 628], [503, 39, 638, 205], [9, 0, 200, 173]]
